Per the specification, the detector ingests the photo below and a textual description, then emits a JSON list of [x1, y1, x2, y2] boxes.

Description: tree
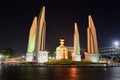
[[48, 51, 56, 59], [0, 47, 15, 58]]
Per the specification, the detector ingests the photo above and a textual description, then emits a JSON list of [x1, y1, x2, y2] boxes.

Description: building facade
[[99, 46, 120, 54]]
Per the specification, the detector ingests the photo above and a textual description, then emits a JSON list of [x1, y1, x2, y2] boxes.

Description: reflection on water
[[69, 68, 79, 79], [0, 66, 120, 80]]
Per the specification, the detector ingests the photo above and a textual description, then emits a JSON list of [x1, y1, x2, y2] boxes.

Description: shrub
[[44, 60, 98, 65]]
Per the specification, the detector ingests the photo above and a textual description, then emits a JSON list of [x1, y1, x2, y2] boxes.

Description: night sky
[[0, 0, 120, 56]]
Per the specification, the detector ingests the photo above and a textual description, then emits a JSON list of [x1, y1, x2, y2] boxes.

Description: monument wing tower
[[87, 15, 98, 54], [73, 23, 81, 61], [74, 23, 80, 55], [27, 17, 37, 53], [26, 6, 48, 63], [35, 6, 46, 51], [85, 15, 99, 62]]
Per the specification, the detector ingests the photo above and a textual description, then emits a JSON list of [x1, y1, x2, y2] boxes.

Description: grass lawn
[[44, 60, 100, 65]]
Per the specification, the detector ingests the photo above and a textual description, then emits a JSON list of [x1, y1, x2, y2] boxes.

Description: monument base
[[85, 53, 99, 62], [73, 55, 81, 61], [26, 53, 34, 62], [26, 51, 49, 63], [75, 55, 81, 61], [37, 51, 48, 63]]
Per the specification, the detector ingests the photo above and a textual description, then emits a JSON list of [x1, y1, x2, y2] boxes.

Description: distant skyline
[[0, 0, 120, 56]]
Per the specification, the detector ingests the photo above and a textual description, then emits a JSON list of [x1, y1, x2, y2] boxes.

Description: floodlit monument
[[26, 17, 37, 62], [56, 39, 68, 60], [73, 23, 81, 61], [26, 6, 48, 63], [85, 15, 99, 62], [27, 17, 37, 53]]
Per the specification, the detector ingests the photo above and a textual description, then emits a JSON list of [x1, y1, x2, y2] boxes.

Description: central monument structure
[[26, 6, 48, 63], [85, 15, 99, 62], [56, 39, 68, 60]]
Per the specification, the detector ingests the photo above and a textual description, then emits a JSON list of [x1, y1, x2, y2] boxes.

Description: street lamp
[[114, 41, 119, 47], [113, 41, 119, 54]]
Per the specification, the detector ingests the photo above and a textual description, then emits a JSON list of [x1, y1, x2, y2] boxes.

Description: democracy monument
[[26, 6, 99, 63], [26, 6, 48, 63]]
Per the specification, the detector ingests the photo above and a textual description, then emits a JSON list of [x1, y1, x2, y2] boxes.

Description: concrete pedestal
[[74, 55, 81, 61], [26, 51, 48, 63], [26, 53, 34, 62], [85, 53, 99, 62], [72, 55, 81, 61], [37, 51, 48, 63]]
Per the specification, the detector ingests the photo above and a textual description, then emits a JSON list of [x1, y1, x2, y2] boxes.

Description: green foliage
[[100, 54, 120, 62], [100, 54, 112, 60], [0, 47, 15, 58], [44, 60, 98, 65], [112, 54, 120, 62], [48, 51, 56, 59], [48, 52, 56, 57]]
